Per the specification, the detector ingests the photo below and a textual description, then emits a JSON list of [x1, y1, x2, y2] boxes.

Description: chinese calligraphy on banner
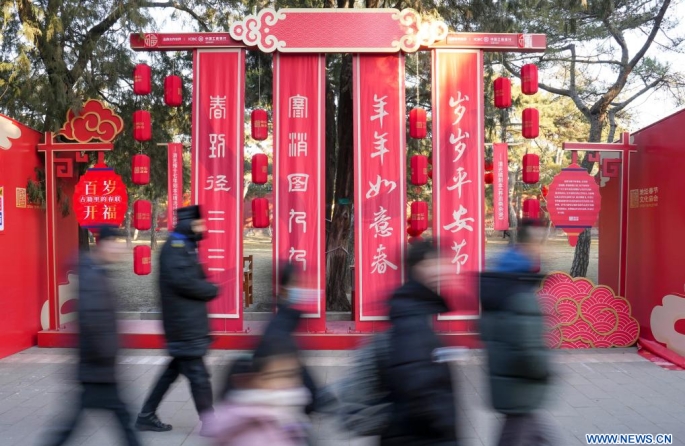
[[167, 143, 184, 231], [493, 143, 509, 231], [273, 53, 326, 329], [193, 49, 244, 325], [72, 167, 128, 228], [353, 54, 406, 323], [432, 49, 484, 319]]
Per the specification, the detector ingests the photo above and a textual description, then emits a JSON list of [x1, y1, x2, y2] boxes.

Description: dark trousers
[[141, 357, 213, 416], [498, 413, 557, 446], [43, 383, 140, 446]]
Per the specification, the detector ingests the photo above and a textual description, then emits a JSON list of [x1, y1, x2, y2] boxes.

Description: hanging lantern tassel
[[133, 64, 152, 95], [521, 64, 539, 95], [409, 108, 427, 139], [493, 77, 512, 109], [522, 108, 539, 139], [133, 110, 152, 142], [134, 245, 152, 275], [251, 153, 268, 184], [485, 172, 494, 185], [522, 153, 540, 184], [410, 201, 428, 235], [252, 198, 270, 228], [251, 109, 269, 141], [132, 154, 150, 185], [410, 155, 428, 186], [133, 200, 152, 231], [523, 198, 541, 220], [164, 75, 183, 107]]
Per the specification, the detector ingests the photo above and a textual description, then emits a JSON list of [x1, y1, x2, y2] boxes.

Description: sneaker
[[135, 413, 172, 432], [199, 415, 216, 437]]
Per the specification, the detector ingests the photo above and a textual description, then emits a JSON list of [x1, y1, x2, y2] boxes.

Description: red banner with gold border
[[192, 49, 244, 326], [353, 54, 406, 324], [431, 49, 484, 320], [273, 53, 326, 330], [167, 142, 184, 232], [493, 143, 509, 231]]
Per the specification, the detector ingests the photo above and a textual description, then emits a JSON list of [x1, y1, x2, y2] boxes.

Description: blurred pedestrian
[[381, 239, 459, 445], [41, 225, 140, 446], [479, 219, 555, 446], [135, 205, 219, 434], [205, 337, 312, 445]]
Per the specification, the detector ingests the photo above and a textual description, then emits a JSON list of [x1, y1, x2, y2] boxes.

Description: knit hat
[[176, 205, 202, 221]]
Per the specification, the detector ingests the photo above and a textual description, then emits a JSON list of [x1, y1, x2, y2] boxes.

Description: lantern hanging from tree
[[484, 159, 494, 172], [410, 201, 428, 234], [134, 245, 152, 275], [521, 64, 539, 95], [252, 153, 268, 184], [541, 185, 549, 198], [133, 110, 152, 142], [132, 154, 150, 185], [522, 153, 540, 184], [523, 198, 541, 220], [252, 198, 270, 228], [164, 75, 183, 107], [133, 64, 152, 95], [408, 226, 422, 237], [409, 108, 427, 139], [522, 108, 539, 139], [133, 200, 152, 231], [410, 155, 428, 185], [485, 172, 494, 184], [494, 77, 512, 109], [251, 109, 269, 141]]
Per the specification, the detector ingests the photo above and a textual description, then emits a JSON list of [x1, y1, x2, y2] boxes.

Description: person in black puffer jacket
[[381, 240, 459, 446], [479, 219, 556, 446], [136, 205, 219, 434]]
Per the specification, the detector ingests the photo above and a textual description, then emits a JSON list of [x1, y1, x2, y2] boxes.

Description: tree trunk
[[78, 226, 90, 252], [506, 169, 518, 244], [125, 200, 133, 248], [325, 62, 338, 222], [325, 54, 354, 312], [151, 199, 159, 251]]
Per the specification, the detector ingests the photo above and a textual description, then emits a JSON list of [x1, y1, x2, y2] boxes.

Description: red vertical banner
[[353, 54, 406, 326], [167, 142, 184, 231], [273, 53, 326, 331], [192, 49, 244, 328], [431, 49, 484, 322], [493, 143, 509, 231]]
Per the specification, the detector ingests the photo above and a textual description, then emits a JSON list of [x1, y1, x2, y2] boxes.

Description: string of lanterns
[[408, 53, 429, 243]]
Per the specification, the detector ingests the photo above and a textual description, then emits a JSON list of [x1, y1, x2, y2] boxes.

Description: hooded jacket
[[159, 218, 219, 357], [381, 279, 458, 446], [479, 248, 550, 414]]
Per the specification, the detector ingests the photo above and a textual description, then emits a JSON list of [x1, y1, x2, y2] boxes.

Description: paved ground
[[0, 347, 682, 446]]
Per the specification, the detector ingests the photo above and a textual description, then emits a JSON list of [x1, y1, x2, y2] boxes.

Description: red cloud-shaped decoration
[[537, 272, 639, 349], [58, 99, 124, 143]]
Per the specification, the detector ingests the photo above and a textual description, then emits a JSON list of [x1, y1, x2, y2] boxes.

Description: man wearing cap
[[136, 205, 219, 433]]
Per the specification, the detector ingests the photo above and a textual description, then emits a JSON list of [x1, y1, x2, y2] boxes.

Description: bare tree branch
[[628, 0, 673, 70], [602, 18, 629, 66], [610, 78, 665, 112]]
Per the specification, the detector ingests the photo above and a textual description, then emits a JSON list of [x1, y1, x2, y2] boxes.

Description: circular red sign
[[73, 165, 128, 228], [546, 163, 601, 246]]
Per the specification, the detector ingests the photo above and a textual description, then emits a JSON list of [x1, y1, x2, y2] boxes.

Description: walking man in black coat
[[41, 225, 141, 446], [135, 205, 219, 433]]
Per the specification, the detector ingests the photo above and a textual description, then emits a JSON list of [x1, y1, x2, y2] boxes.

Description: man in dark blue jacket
[[42, 226, 140, 446], [479, 219, 556, 446], [136, 205, 219, 433]]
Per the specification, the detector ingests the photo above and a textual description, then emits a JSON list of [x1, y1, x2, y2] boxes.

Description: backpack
[[335, 331, 393, 436]]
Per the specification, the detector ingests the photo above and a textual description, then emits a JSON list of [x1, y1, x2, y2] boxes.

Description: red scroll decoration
[[493, 143, 509, 231], [273, 53, 326, 330], [167, 143, 183, 231], [432, 49, 484, 320], [73, 165, 128, 228], [353, 54, 407, 324], [193, 49, 244, 325]]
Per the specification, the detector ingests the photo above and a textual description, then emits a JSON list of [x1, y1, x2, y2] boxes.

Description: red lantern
[[73, 166, 128, 228], [409, 108, 427, 139], [485, 172, 494, 184], [133, 64, 151, 95], [541, 185, 549, 198], [494, 77, 512, 109], [164, 75, 183, 107], [134, 245, 152, 275], [523, 198, 540, 220], [133, 200, 152, 231], [133, 110, 151, 142], [252, 198, 270, 228], [252, 153, 268, 184], [407, 226, 422, 237], [411, 155, 428, 186], [522, 153, 540, 184], [484, 159, 494, 172], [410, 201, 428, 234], [521, 64, 539, 95], [522, 108, 539, 139], [132, 154, 150, 185], [251, 109, 269, 141]]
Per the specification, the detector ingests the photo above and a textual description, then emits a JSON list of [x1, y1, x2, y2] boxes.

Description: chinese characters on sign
[[492, 143, 509, 231], [72, 167, 128, 228], [630, 187, 659, 209], [167, 143, 183, 231]]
